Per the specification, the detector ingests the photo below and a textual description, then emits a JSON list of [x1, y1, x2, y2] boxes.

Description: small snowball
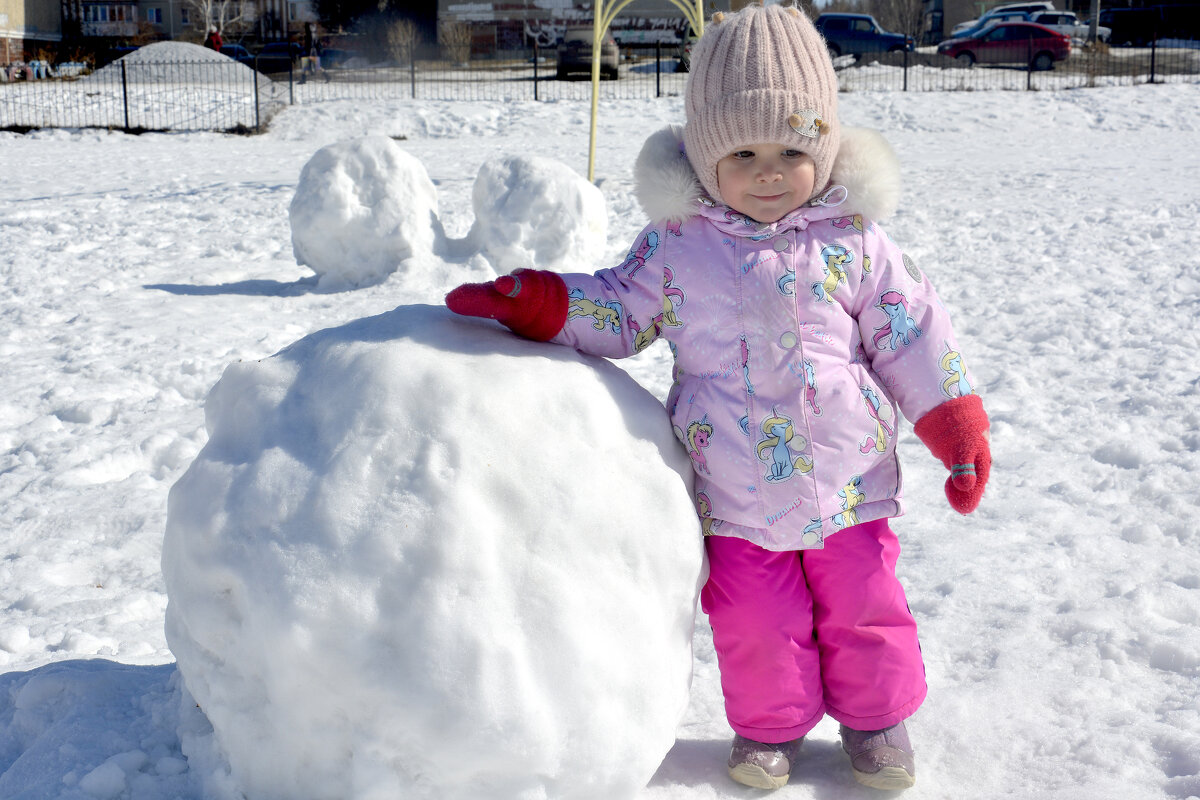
[[289, 136, 442, 288], [78, 761, 126, 798], [468, 155, 608, 273]]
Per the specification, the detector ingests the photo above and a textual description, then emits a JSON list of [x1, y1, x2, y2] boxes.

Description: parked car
[[1098, 6, 1164, 46], [556, 27, 620, 79], [1028, 11, 1110, 42], [937, 21, 1071, 69], [814, 13, 914, 57], [219, 44, 255, 66], [951, 9, 1033, 38], [255, 42, 303, 74]]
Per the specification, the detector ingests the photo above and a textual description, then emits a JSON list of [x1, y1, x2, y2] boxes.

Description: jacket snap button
[[802, 531, 821, 546], [773, 238, 789, 252]]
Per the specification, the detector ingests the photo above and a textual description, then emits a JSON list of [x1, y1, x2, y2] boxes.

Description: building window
[[147, 7, 162, 23], [181, 7, 190, 24]]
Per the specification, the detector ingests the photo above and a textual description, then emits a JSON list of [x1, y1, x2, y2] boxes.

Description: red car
[[937, 21, 1071, 70]]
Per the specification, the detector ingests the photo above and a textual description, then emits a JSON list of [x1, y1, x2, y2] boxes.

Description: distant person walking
[[204, 27, 223, 52]]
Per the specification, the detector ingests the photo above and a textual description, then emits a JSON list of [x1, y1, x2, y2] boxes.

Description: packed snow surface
[[162, 305, 703, 799], [1, 84, 1199, 800]]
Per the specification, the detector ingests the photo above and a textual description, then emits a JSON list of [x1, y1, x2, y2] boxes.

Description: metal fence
[[3, 41, 1198, 133], [0, 59, 288, 132]]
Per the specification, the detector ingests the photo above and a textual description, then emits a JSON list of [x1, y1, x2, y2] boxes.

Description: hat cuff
[[684, 88, 839, 207]]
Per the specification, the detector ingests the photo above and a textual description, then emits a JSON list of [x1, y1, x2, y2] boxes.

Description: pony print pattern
[[872, 289, 923, 351], [833, 475, 865, 528], [756, 410, 813, 483], [675, 416, 713, 475], [812, 244, 852, 303], [939, 343, 973, 398], [567, 287, 624, 334], [618, 230, 660, 279], [858, 386, 895, 455]]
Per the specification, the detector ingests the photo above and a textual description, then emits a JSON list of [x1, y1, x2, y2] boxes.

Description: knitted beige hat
[[683, 5, 841, 207]]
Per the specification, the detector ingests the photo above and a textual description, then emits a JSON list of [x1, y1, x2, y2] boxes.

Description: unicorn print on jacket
[[684, 416, 714, 475], [757, 410, 813, 483], [858, 386, 895, 455], [619, 230, 660, 279], [566, 288, 624, 334], [873, 289, 923, 350], [939, 344, 973, 398], [833, 475, 865, 528], [812, 244, 852, 303], [661, 266, 687, 327]]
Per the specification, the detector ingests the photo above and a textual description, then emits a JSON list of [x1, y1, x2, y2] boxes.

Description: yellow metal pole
[[586, 0, 706, 183]]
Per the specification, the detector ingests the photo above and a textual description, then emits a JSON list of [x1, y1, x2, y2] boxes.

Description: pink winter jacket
[[552, 126, 977, 551]]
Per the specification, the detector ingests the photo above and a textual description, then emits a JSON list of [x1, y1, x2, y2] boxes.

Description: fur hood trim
[[633, 124, 901, 224]]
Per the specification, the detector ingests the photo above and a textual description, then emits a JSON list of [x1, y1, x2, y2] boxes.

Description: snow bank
[[162, 305, 705, 800], [288, 141, 607, 289], [90, 41, 261, 84]]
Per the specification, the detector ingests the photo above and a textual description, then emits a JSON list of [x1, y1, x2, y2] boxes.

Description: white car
[[951, 11, 1033, 38], [1029, 10, 1111, 42], [950, 1, 1054, 36]]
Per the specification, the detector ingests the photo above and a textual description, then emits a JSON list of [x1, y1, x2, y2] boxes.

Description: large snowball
[[162, 305, 705, 800], [289, 136, 442, 289], [467, 156, 608, 273]]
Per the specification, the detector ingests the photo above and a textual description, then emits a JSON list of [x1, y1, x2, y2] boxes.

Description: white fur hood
[[633, 124, 902, 225]]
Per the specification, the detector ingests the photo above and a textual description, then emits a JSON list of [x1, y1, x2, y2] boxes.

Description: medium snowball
[[163, 305, 705, 800], [289, 136, 442, 289], [467, 156, 608, 273]]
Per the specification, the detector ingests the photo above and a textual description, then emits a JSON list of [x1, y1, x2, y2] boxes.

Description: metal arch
[[586, 0, 706, 182]]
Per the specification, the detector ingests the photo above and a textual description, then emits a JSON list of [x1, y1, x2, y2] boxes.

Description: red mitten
[[444, 268, 568, 342], [913, 394, 991, 514]]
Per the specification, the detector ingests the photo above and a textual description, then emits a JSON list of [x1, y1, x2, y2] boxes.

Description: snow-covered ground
[[2, 83, 1200, 799]]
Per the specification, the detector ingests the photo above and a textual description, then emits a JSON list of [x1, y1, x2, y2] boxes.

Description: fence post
[[655, 40, 661, 98], [903, 47, 908, 92], [534, 43, 539, 101], [254, 67, 261, 130], [121, 60, 131, 131], [1150, 38, 1157, 83], [288, 61, 294, 105], [1027, 38, 1033, 90], [410, 54, 416, 99]]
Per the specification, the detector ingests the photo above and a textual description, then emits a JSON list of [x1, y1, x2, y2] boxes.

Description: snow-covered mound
[[288, 142, 607, 289], [465, 155, 609, 272], [162, 305, 705, 800], [90, 41, 261, 83], [289, 136, 443, 290]]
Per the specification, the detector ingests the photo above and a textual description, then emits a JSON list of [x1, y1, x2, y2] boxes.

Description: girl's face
[[715, 144, 816, 224]]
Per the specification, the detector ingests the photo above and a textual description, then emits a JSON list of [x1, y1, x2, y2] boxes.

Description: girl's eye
[[783, 149, 804, 158], [733, 150, 755, 159]]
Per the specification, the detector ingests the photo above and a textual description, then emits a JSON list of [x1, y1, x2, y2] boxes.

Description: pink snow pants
[[700, 518, 926, 744]]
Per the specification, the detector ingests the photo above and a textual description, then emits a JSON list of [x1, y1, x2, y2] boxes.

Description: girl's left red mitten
[[445, 268, 568, 342], [913, 394, 991, 514]]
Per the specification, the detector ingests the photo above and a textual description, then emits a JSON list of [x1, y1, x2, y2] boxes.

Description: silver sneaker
[[727, 734, 804, 790], [839, 722, 916, 790]]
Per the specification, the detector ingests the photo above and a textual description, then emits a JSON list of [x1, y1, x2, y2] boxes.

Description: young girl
[[447, 4, 990, 791]]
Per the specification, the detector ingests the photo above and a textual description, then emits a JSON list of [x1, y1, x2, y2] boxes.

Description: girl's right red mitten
[[445, 268, 568, 342], [913, 394, 991, 514]]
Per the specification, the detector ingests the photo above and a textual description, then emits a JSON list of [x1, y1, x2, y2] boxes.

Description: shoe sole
[[729, 762, 789, 790], [851, 765, 916, 790]]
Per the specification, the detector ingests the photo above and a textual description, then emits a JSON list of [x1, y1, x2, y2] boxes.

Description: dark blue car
[[814, 13, 914, 57]]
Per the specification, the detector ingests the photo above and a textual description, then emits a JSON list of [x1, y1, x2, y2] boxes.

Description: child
[[446, 4, 990, 791]]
